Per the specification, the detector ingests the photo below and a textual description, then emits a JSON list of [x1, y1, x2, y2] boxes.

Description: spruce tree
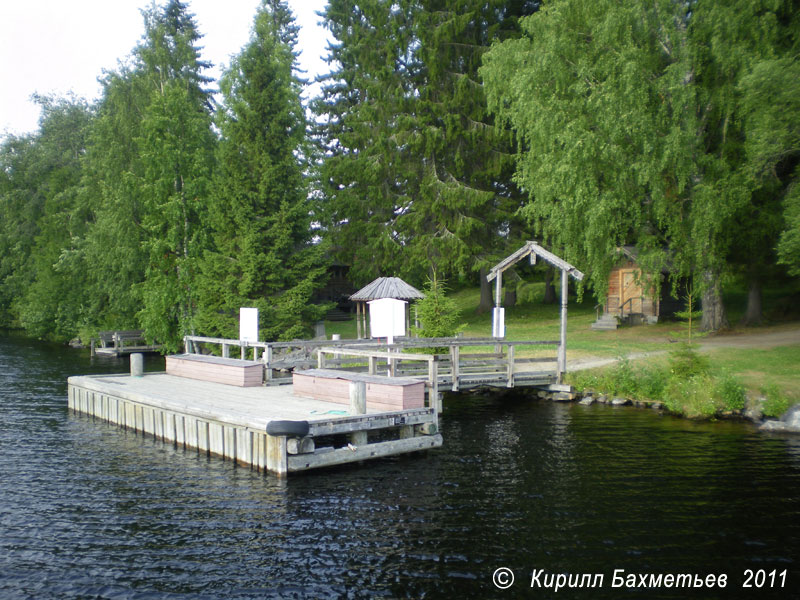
[[315, 0, 533, 290], [81, 0, 216, 350], [197, 0, 327, 342], [314, 0, 419, 284]]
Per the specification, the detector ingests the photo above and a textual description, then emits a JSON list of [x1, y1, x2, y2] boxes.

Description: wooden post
[[264, 345, 273, 381], [558, 268, 568, 381], [318, 350, 326, 369], [90, 338, 96, 357], [222, 343, 229, 358], [450, 344, 459, 392], [506, 344, 514, 388], [429, 358, 440, 422], [240, 344, 246, 360], [266, 434, 288, 477], [356, 302, 362, 339], [349, 381, 367, 447], [368, 355, 377, 375]]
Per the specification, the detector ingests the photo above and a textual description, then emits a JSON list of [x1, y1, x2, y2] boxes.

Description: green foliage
[[570, 347, 749, 419], [315, 0, 530, 286], [609, 357, 638, 398], [761, 383, 791, 418], [413, 274, 461, 339], [196, 0, 328, 343], [2, 0, 798, 350], [670, 285, 706, 344], [668, 343, 710, 379], [715, 371, 746, 412], [637, 365, 670, 402], [663, 375, 720, 419], [482, 0, 697, 296], [778, 181, 800, 277], [481, 0, 799, 327], [0, 95, 95, 341]]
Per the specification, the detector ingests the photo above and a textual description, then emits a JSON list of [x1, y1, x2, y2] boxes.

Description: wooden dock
[[91, 330, 163, 357], [67, 371, 442, 476], [69, 330, 571, 476]]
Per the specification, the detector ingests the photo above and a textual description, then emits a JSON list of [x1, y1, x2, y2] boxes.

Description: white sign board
[[492, 307, 505, 338], [239, 307, 259, 342], [368, 298, 407, 341]]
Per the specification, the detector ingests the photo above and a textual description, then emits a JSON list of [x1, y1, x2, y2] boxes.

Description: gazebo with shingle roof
[[349, 277, 424, 339]]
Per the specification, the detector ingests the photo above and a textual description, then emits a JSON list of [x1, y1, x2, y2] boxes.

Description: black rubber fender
[[266, 420, 310, 437]]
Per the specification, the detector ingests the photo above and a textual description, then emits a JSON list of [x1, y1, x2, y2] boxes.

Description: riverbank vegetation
[[1, 0, 798, 354]]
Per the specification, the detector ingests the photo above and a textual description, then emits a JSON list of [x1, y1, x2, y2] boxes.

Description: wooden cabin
[[593, 246, 683, 329]]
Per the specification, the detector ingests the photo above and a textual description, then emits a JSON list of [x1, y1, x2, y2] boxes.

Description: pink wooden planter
[[293, 369, 425, 411], [166, 354, 263, 387]]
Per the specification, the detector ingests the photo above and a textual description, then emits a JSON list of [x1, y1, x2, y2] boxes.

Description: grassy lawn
[[704, 345, 800, 402]]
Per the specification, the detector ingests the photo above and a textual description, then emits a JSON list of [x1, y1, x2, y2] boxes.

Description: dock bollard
[[130, 353, 144, 377]]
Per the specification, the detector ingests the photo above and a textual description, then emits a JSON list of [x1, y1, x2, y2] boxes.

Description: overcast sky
[[0, 0, 331, 137]]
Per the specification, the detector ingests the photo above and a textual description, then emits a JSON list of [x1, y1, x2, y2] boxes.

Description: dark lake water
[[1, 333, 799, 599]]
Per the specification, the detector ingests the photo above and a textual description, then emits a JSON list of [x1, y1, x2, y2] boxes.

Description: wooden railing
[[619, 296, 642, 320], [182, 335, 562, 390], [317, 339, 560, 395]]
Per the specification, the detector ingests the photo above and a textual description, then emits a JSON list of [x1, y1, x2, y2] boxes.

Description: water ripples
[[1, 334, 799, 598]]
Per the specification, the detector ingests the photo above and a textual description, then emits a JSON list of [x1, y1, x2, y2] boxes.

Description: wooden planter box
[[166, 354, 263, 387], [293, 369, 425, 411]]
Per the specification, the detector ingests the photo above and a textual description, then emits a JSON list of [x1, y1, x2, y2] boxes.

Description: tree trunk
[[478, 266, 493, 313], [700, 270, 729, 332], [543, 269, 557, 304], [505, 287, 517, 308], [741, 277, 763, 326]]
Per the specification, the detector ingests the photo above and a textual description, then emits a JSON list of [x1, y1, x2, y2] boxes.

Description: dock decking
[[91, 330, 163, 357], [68, 372, 442, 476]]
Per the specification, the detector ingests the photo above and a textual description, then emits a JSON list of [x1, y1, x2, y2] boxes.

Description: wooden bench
[[166, 354, 263, 387], [292, 369, 425, 411]]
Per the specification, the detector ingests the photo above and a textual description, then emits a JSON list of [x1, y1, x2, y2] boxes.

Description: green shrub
[[663, 375, 720, 418], [610, 357, 638, 397], [413, 274, 461, 339], [668, 343, 710, 378], [569, 370, 602, 391], [762, 383, 791, 417], [715, 372, 746, 412], [637, 364, 669, 400]]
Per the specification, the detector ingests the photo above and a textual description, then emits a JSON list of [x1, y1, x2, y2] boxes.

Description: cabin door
[[621, 270, 642, 314]]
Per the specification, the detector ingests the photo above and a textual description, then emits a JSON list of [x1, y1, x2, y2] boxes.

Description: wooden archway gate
[[487, 241, 585, 379]]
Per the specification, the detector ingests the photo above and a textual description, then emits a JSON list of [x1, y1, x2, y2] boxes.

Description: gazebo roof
[[349, 277, 424, 302]]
